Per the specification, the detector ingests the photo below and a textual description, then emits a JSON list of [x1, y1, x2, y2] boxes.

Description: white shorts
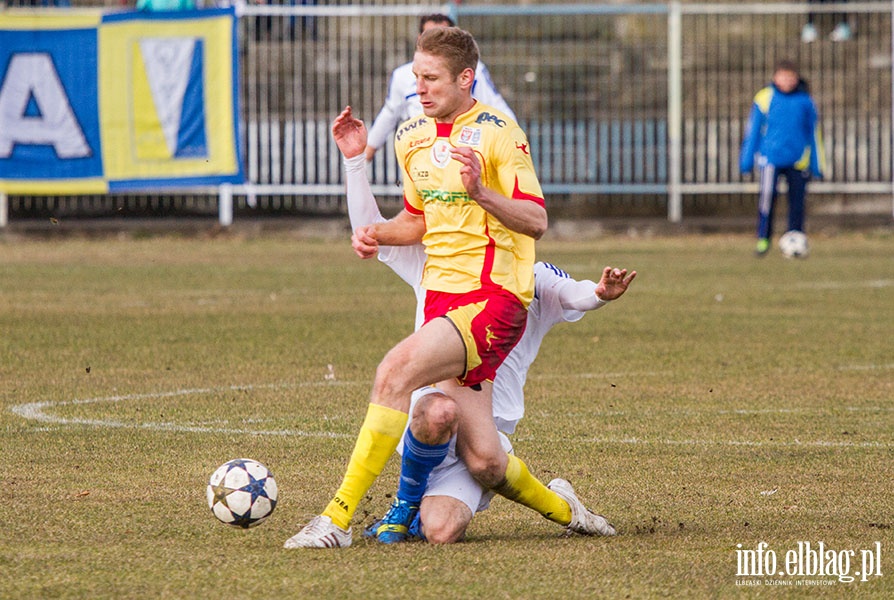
[[398, 388, 515, 515]]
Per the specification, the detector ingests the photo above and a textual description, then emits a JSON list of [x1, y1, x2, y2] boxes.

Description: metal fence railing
[[2, 1, 892, 226]]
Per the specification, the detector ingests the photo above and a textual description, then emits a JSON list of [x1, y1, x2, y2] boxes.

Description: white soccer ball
[[207, 458, 278, 528], [778, 230, 809, 258]]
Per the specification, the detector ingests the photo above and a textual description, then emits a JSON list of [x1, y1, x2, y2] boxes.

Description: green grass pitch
[[1, 229, 892, 598]]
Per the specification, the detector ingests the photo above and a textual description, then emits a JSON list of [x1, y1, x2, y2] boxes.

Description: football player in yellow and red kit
[[285, 27, 613, 549]]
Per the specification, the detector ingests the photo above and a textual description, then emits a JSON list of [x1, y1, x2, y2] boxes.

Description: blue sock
[[397, 429, 450, 505]]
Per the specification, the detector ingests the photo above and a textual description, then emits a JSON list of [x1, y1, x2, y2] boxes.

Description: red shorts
[[424, 287, 528, 386]]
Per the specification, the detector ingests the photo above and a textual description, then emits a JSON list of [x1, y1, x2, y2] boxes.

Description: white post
[[0, 193, 7, 228], [219, 184, 233, 227], [667, 1, 683, 223]]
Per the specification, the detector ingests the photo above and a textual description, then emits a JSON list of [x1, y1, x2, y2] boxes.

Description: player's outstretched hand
[[332, 106, 367, 159], [352, 225, 379, 259], [596, 266, 636, 301]]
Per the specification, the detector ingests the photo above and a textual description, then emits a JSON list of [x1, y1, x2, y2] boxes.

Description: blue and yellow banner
[[0, 8, 243, 194]]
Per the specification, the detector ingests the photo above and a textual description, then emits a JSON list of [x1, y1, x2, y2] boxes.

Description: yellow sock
[[493, 454, 572, 525], [322, 403, 408, 529]]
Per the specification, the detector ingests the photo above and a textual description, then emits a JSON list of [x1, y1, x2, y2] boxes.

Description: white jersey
[[344, 154, 427, 330], [366, 60, 517, 151], [343, 156, 606, 434], [492, 262, 605, 433]]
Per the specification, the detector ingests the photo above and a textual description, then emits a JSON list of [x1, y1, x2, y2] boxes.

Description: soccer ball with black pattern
[[779, 230, 809, 258], [207, 459, 278, 528]]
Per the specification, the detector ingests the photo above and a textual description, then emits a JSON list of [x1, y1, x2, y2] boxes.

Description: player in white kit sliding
[[335, 107, 636, 544]]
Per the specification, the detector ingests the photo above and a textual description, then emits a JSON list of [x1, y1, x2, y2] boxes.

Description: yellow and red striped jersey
[[395, 102, 545, 306]]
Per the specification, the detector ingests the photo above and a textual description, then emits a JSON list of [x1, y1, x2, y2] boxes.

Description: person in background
[[364, 13, 516, 161], [740, 59, 824, 257], [136, 0, 196, 9]]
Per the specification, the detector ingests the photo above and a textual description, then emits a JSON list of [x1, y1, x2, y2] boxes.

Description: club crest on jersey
[[431, 140, 452, 168], [458, 126, 481, 146]]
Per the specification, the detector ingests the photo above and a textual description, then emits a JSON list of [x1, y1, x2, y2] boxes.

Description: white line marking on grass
[[520, 436, 890, 449], [531, 370, 674, 380], [794, 279, 894, 290], [717, 408, 807, 415], [554, 406, 893, 418], [837, 363, 894, 371], [12, 381, 891, 448], [10, 382, 361, 438]]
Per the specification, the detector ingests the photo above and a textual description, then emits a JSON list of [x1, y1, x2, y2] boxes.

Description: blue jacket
[[739, 80, 824, 176]]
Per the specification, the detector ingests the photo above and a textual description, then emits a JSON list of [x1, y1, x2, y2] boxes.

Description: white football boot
[[283, 515, 352, 549], [830, 22, 852, 42], [800, 23, 818, 43], [548, 478, 617, 536]]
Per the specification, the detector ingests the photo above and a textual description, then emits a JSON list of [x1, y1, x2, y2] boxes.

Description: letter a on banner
[[0, 53, 91, 159], [0, 12, 105, 192]]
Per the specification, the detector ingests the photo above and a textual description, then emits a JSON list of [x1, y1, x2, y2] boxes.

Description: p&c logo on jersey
[[475, 112, 505, 127]]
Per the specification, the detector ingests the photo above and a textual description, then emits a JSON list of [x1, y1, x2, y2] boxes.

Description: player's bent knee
[[465, 455, 507, 489], [371, 356, 416, 405], [420, 499, 471, 544], [425, 521, 466, 545], [411, 393, 458, 443]]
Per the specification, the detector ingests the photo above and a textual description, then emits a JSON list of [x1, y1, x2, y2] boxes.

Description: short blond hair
[[416, 27, 479, 79]]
